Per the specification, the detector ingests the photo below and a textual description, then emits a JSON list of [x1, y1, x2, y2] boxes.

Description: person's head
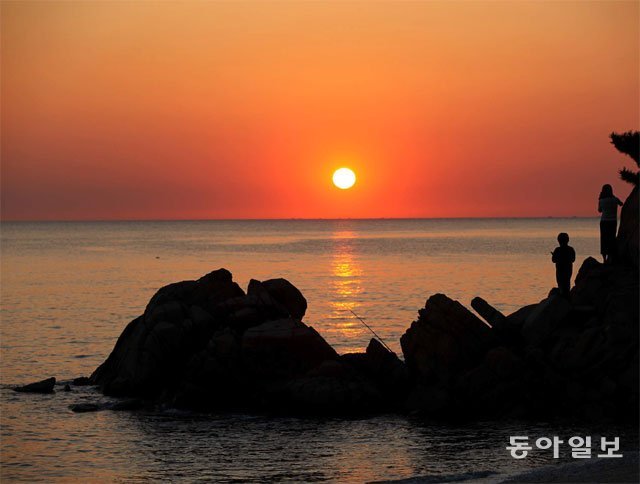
[[557, 232, 570, 246], [600, 184, 614, 199]]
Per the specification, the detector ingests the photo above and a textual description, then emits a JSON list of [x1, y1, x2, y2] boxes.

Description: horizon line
[[0, 215, 600, 223]]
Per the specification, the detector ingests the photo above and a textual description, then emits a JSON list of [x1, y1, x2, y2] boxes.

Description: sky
[[1, 1, 638, 220]]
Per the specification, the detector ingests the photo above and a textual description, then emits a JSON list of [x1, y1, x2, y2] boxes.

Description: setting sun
[[332, 168, 356, 190]]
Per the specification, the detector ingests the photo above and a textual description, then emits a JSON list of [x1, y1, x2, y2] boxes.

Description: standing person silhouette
[[598, 184, 623, 263], [552, 233, 575, 299]]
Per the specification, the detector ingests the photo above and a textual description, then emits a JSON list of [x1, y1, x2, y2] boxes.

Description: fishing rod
[[347, 308, 395, 355]]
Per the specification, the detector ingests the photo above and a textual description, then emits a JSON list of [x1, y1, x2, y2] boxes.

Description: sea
[[1, 219, 637, 482]]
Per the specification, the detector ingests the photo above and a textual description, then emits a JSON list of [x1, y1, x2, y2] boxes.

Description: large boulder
[[520, 296, 572, 346], [244, 278, 307, 322], [617, 185, 638, 268], [281, 359, 383, 415], [241, 318, 338, 379], [571, 257, 639, 327], [571, 257, 605, 306], [262, 278, 308, 320], [171, 327, 245, 410], [455, 346, 526, 418], [504, 304, 538, 332], [400, 294, 494, 386], [364, 338, 409, 396], [340, 338, 409, 408], [91, 269, 245, 397], [174, 319, 344, 412]]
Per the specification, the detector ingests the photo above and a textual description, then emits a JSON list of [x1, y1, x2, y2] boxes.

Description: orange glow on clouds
[[1, 1, 638, 220]]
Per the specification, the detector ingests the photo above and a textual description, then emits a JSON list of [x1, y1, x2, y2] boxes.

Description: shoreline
[[379, 449, 640, 483]]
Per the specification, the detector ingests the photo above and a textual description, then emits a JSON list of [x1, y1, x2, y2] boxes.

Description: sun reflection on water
[[329, 231, 366, 349]]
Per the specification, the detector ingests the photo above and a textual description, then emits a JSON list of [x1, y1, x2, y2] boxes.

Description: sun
[[332, 167, 356, 189]]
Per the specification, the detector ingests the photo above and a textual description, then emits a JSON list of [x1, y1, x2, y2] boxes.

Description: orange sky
[[1, 1, 638, 220]]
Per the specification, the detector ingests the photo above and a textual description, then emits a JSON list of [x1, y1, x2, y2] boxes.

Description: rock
[[14, 377, 56, 394], [400, 294, 494, 386], [243, 278, 307, 321], [70, 403, 101, 413], [107, 399, 146, 411], [91, 268, 245, 397], [484, 346, 524, 380], [226, 306, 262, 332], [452, 346, 526, 418], [170, 314, 339, 412], [617, 353, 639, 393], [571, 257, 607, 306], [339, 339, 409, 409], [399, 268, 637, 422], [471, 297, 507, 329], [72, 376, 91, 386], [246, 279, 291, 320], [364, 338, 409, 398], [520, 296, 572, 346], [283, 361, 382, 415], [241, 318, 338, 379], [404, 384, 450, 416], [505, 304, 538, 331], [145, 269, 238, 309], [549, 325, 601, 372], [306, 359, 348, 378], [261, 278, 307, 320], [86, 260, 636, 421], [171, 328, 244, 410], [63, 384, 71, 392], [617, 185, 638, 268]]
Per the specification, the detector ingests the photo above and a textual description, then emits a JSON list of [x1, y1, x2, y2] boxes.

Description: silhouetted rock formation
[[617, 186, 638, 268], [401, 294, 494, 387], [401, 252, 638, 421], [397, 183, 639, 422], [14, 377, 56, 394], [90, 195, 638, 420], [91, 268, 401, 415]]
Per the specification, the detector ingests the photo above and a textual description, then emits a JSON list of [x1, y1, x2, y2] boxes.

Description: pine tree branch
[[619, 167, 639, 186], [610, 131, 640, 165]]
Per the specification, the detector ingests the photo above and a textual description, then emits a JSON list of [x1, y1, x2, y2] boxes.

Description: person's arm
[[598, 199, 603, 212], [551, 248, 557, 263], [571, 248, 576, 263]]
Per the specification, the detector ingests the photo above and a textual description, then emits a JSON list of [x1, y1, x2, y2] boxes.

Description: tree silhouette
[[610, 130, 639, 186]]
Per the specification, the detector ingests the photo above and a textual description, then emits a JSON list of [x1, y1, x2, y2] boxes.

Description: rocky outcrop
[[241, 318, 337, 378], [14, 377, 56, 394], [520, 296, 572, 346], [340, 338, 409, 411], [90, 199, 638, 421], [91, 268, 404, 415], [617, 186, 638, 268], [253, 278, 308, 319], [91, 268, 245, 397], [401, 294, 494, 387], [396, 176, 638, 422], [400, 257, 639, 422]]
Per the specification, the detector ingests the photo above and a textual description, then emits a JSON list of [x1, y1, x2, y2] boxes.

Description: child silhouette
[[551, 232, 576, 299]]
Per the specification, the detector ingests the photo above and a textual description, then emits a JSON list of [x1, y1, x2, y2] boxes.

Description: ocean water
[[1, 218, 635, 481]]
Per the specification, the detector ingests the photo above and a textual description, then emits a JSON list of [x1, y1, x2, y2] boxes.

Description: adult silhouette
[[598, 184, 623, 263]]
